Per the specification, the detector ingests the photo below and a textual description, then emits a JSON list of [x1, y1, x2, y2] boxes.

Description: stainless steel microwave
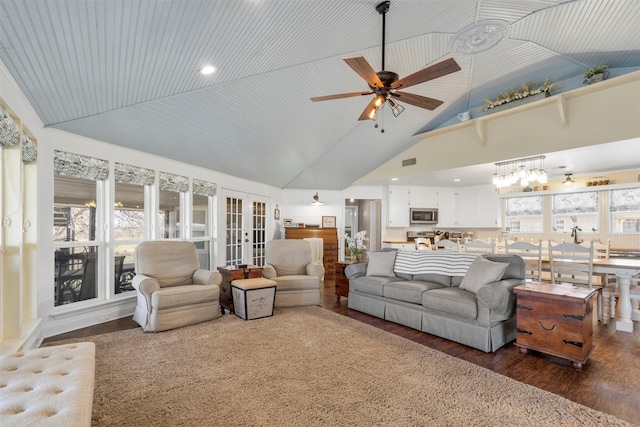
[[410, 208, 438, 224]]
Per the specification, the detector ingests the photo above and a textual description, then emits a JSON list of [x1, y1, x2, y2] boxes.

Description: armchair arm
[[306, 261, 325, 278], [193, 269, 222, 286], [132, 274, 160, 312], [262, 264, 277, 279], [345, 263, 367, 280], [476, 278, 523, 313]]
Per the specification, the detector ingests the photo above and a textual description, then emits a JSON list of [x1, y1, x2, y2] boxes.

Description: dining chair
[[505, 240, 543, 282], [463, 239, 495, 254], [414, 237, 432, 250], [548, 240, 602, 322], [78, 256, 97, 301], [54, 251, 87, 305], [436, 239, 460, 251], [114, 255, 126, 294]]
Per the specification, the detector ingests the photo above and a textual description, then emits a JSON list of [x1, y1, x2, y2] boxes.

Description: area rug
[[56, 306, 632, 426]]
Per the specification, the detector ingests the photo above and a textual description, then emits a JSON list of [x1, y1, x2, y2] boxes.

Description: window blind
[[0, 106, 20, 147], [610, 188, 640, 212], [552, 191, 598, 214], [54, 150, 109, 181], [192, 179, 217, 197], [159, 171, 189, 192], [505, 196, 543, 216], [115, 162, 155, 186]]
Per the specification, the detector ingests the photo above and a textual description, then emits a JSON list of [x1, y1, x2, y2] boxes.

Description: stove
[[407, 231, 435, 243]]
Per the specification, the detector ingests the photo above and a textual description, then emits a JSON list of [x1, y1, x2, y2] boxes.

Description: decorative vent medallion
[[450, 20, 511, 55]]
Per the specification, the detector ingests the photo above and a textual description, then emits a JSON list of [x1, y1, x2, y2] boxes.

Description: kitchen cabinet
[[387, 186, 410, 227], [409, 187, 438, 208], [436, 185, 500, 228], [474, 185, 501, 227], [435, 188, 457, 227]]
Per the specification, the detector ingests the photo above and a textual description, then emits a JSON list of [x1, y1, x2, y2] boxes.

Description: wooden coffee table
[[217, 266, 263, 313]]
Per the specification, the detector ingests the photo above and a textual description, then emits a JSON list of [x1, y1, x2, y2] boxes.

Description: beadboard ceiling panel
[[0, 0, 638, 189]]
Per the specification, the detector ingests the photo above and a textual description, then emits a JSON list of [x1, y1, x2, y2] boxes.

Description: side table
[[335, 261, 353, 300], [217, 266, 263, 313], [514, 282, 597, 370]]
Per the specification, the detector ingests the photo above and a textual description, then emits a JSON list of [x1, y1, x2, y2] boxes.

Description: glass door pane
[[226, 196, 244, 266]]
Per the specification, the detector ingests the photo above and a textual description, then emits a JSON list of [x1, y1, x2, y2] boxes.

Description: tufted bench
[[0, 342, 95, 426]]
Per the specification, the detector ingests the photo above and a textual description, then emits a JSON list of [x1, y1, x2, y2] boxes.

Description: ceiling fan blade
[[391, 58, 461, 90], [344, 56, 384, 88], [358, 97, 379, 121], [391, 91, 443, 110], [310, 91, 373, 102]]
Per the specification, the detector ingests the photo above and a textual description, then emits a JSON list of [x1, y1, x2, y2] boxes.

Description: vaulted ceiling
[[0, 0, 638, 190]]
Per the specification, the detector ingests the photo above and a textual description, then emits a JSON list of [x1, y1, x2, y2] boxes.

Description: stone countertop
[[383, 240, 413, 244]]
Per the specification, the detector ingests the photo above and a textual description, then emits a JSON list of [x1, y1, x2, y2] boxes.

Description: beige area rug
[[56, 307, 632, 426]]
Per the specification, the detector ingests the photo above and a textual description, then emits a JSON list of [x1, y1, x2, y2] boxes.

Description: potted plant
[[477, 79, 559, 113], [344, 230, 368, 262], [583, 65, 608, 85]]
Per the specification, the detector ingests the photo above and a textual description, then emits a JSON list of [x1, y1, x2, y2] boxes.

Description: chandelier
[[492, 155, 547, 188]]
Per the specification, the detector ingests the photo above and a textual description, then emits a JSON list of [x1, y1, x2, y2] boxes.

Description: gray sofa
[[346, 250, 525, 352]]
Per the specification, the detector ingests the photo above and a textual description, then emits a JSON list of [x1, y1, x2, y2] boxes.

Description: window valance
[[505, 196, 543, 216], [0, 105, 20, 147], [610, 188, 640, 212], [159, 172, 189, 192], [115, 162, 155, 186], [54, 150, 109, 180], [21, 133, 37, 163], [192, 179, 217, 197], [552, 191, 598, 214]]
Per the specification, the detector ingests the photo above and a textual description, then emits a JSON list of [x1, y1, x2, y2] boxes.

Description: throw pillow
[[459, 256, 508, 294], [365, 251, 397, 277]]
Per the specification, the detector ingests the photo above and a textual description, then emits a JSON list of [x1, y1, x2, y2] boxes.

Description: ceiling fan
[[310, 1, 461, 123]]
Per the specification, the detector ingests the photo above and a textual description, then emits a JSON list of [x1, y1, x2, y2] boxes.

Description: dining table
[[541, 257, 640, 333]]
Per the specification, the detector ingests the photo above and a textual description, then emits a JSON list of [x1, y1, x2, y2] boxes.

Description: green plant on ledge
[[584, 65, 608, 79], [477, 79, 560, 112]]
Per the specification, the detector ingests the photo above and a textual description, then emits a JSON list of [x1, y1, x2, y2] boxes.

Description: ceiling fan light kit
[[310, 1, 461, 131]]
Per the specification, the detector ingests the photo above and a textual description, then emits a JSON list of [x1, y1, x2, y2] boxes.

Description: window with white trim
[[505, 196, 543, 233], [610, 188, 640, 234], [552, 191, 599, 235]]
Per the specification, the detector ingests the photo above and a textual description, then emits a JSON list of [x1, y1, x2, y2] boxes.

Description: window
[[113, 163, 155, 293], [159, 172, 188, 239], [505, 196, 543, 233], [552, 191, 599, 235], [610, 188, 640, 234], [192, 179, 216, 270], [53, 151, 108, 306]]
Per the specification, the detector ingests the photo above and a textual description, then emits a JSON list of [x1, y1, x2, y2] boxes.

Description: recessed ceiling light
[[453, 178, 461, 182], [199, 65, 216, 75], [391, 178, 398, 181]]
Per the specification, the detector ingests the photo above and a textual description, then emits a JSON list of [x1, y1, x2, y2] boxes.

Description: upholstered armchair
[[132, 241, 222, 332], [262, 239, 324, 307]]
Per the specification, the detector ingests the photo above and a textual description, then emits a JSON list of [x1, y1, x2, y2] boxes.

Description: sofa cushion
[[384, 280, 446, 304], [351, 276, 398, 296], [412, 273, 451, 287], [151, 284, 219, 309], [271, 274, 320, 291], [422, 287, 478, 319], [366, 251, 397, 277], [459, 256, 508, 294]]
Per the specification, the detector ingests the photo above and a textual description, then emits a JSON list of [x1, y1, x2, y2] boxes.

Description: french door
[[224, 191, 268, 267]]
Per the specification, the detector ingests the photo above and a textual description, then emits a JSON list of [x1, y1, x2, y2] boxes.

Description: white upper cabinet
[[409, 187, 438, 208], [387, 186, 410, 227], [386, 184, 501, 229]]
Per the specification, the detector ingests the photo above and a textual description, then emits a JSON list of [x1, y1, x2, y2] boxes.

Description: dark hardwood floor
[[45, 280, 640, 424]]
